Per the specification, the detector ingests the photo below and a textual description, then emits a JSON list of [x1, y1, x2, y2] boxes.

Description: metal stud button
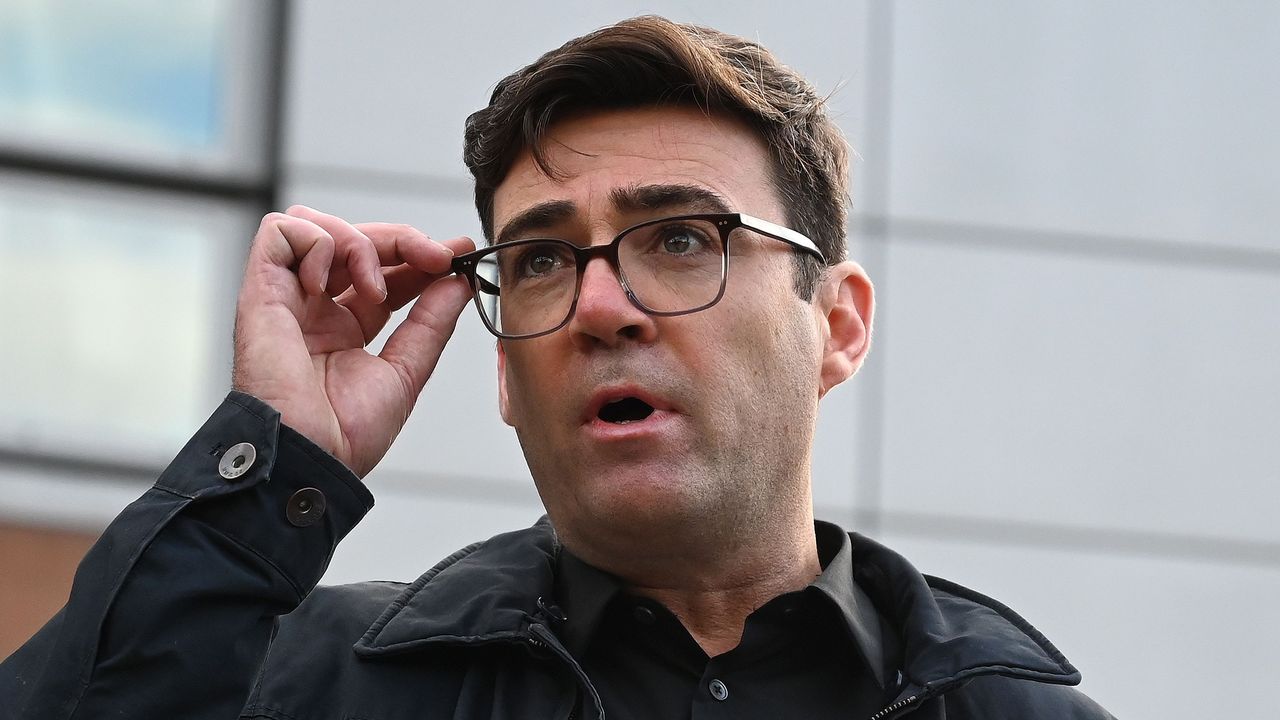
[[632, 605, 657, 626], [709, 679, 729, 701], [286, 487, 326, 527], [218, 442, 257, 480]]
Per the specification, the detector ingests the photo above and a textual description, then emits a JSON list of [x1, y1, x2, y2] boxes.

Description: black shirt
[[554, 522, 903, 719]]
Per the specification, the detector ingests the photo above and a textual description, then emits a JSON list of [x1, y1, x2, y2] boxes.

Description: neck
[[567, 504, 822, 657], [630, 541, 821, 657]]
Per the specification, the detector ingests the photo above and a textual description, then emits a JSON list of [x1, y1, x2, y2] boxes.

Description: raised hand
[[231, 205, 475, 477]]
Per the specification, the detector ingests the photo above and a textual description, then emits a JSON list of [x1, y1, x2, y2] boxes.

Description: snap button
[[708, 678, 729, 701], [286, 487, 326, 527], [632, 605, 656, 626], [536, 596, 568, 624], [218, 442, 257, 480]]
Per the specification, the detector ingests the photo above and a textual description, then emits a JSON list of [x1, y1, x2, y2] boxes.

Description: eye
[[504, 242, 571, 280], [657, 225, 710, 255], [525, 252, 559, 275]]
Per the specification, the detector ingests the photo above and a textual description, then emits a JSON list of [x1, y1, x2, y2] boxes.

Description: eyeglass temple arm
[[737, 213, 826, 263]]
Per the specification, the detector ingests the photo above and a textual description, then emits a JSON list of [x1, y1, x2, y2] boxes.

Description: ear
[[496, 339, 515, 427], [814, 260, 875, 398]]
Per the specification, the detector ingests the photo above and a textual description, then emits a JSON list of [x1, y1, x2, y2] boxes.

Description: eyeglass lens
[[475, 217, 728, 337]]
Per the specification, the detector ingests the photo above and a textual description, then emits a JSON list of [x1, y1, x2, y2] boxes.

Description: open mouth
[[597, 397, 656, 424]]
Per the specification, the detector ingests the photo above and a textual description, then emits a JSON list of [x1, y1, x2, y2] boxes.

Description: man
[[2, 16, 1112, 720]]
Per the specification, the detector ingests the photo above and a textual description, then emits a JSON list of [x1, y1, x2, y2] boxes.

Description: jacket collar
[[848, 532, 1081, 694], [353, 518, 1082, 693], [355, 519, 560, 655]]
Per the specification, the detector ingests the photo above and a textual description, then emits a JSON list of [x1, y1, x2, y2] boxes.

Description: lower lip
[[583, 409, 680, 442]]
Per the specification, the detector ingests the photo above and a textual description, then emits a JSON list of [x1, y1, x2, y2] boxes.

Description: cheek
[[498, 347, 544, 424], [723, 273, 821, 369], [688, 316, 793, 413], [738, 303, 824, 399]]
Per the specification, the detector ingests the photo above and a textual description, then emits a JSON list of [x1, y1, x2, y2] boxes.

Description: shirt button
[[708, 679, 729, 701], [286, 487, 326, 527], [218, 442, 256, 480], [632, 605, 656, 625]]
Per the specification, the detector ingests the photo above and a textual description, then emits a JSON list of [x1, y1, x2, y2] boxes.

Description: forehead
[[491, 106, 781, 234]]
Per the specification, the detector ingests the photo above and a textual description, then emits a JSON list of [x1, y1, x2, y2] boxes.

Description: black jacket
[[1, 394, 1115, 719]]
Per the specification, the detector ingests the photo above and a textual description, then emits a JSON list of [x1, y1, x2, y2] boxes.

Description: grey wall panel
[[284, 2, 645, 181], [887, 2, 1280, 248], [321, 490, 547, 585], [643, 0, 878, 211], [284, 2, 876, 203], [877, 235, 1280, 542], [875, 530, 1280, 720], [811, 380, 862, 512], [280, 172, 482, 238]]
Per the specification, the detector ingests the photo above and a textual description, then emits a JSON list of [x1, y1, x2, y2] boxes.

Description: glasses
[[449, 212, 826, 340]]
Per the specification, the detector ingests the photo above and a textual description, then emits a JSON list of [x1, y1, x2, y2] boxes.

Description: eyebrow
[[494, 200, 577, 246], [493, 183, 734, 245], [610, 183, 733, 215]]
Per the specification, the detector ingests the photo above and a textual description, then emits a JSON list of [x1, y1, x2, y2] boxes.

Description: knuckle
[[416, 303, 453, 335], [258, 211, 286, 231]]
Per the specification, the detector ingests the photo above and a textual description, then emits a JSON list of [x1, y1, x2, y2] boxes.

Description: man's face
[[491, 106, 851, 560]]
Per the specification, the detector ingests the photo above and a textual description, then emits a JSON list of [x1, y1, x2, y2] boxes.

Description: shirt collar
[[809, 519, 899, 689], [552, 520, 899, 689]]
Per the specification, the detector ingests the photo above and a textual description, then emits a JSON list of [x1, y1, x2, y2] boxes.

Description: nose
[[566, 256, 657, 347]]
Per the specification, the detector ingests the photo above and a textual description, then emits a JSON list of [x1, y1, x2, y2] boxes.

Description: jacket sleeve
[[0, 392, 374, 720]]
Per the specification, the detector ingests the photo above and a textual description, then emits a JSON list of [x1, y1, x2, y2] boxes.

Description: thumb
[[379, 275, 473, 397]]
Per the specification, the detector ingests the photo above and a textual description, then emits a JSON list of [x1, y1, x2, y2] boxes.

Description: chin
[[558, 470, 718, 539]]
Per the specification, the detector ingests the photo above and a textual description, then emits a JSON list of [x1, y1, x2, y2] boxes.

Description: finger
[[437, 234, 478, 258], [254, 213, 335, 296], [353, 223, 471, 275], [337, 264, 439, 343], [333, 227, 479, 304], [287, 205, 387, 303], [329, 233, 476, 299], [379, 275, 473, 396], [324, 266, 353, 297], [334, 233, 480, 341]]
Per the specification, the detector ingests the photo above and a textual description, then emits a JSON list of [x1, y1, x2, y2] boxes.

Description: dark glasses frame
[[449, 212, 826, 340]]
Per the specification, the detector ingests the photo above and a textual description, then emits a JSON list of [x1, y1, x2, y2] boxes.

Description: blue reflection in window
[[0, 1, 229, 152]]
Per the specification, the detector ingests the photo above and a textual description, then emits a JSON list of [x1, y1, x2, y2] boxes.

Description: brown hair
[[463, 15, 850, 297]]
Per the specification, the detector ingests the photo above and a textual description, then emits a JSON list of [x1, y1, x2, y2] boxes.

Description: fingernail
[[377, 275, 388, 300]]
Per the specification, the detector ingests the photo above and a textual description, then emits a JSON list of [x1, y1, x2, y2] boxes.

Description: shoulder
[[943, 674, 1116, 719], [294, 580, 409, 620], [273, 580, 410, 651]]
